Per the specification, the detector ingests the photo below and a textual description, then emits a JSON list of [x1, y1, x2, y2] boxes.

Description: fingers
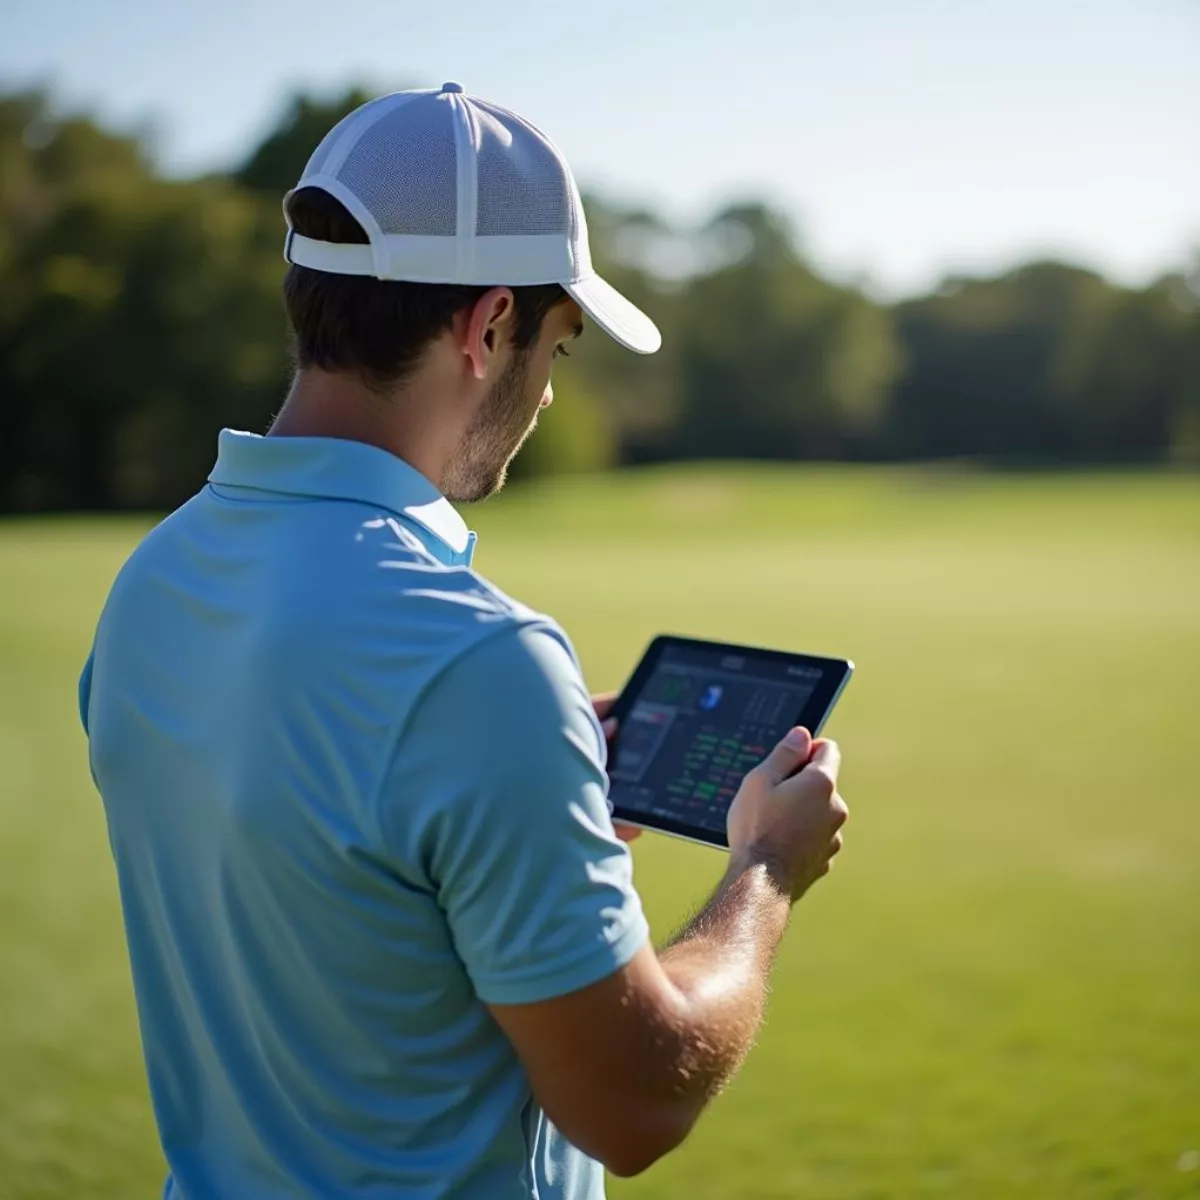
[[755, 726, 813, 785], [613, 822, 643, 843], [830, 791, 849, 829], [591, 692, 619, 722], [801, 738, 842, 793], [819, 829, 845, 877], [601, 717, 618, 740], [825, 799, 848, 869]]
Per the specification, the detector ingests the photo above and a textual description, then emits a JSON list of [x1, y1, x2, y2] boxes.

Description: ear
[[462, 287, 516, 381]]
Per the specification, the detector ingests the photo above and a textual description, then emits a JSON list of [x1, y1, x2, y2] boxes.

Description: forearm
[[655, 853, 792, 1104]]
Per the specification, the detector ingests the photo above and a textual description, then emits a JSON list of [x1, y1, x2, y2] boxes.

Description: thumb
[[757, 727, 813, 785]]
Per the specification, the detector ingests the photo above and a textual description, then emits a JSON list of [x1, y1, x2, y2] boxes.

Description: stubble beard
[[442, 348, 540, 503]]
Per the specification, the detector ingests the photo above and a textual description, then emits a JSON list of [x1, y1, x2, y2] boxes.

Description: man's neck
[[270, 369, 453, 490]]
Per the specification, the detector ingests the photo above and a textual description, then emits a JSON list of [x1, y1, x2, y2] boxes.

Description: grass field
[[1, 465, 1198, 1200]]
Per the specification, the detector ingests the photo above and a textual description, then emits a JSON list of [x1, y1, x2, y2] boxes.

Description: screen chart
[[609, 644, 824, 836]]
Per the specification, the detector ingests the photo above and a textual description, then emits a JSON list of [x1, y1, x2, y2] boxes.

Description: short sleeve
[[384, 623, 649, 1006]]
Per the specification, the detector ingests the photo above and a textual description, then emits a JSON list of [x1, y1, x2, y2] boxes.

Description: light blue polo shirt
[[79, 430, 649, 1200]]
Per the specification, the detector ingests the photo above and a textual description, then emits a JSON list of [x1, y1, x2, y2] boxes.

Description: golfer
[[79, 85, 847, 1200]]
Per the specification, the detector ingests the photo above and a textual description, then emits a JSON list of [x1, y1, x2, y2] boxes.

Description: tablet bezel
[[606, 635, 853, 850]]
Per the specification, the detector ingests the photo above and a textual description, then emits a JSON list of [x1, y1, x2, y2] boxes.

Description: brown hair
[[283, 188, 566, 392]]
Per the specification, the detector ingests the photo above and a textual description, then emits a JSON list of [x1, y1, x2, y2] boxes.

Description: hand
[[726, 727, 847, 900], [592, 693, 642, 844]]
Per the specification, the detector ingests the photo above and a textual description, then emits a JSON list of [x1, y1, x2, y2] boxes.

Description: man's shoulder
[[338, 514, 579, 698], [357, 527, 555, 646], [398, 572, 579, 708]]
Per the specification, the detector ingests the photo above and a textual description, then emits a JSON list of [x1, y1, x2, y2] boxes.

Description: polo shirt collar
[[208, 429, 475, 566]]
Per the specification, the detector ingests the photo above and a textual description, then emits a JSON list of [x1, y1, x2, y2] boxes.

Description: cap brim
[[565, 274, 661, 355]]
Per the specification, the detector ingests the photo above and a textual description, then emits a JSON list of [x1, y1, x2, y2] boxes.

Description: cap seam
[[449, 95, 477, 284]]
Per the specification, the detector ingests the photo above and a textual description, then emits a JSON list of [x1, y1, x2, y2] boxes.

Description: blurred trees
[[888, 263, 1199, 463], [0, 91, 286, 510], [670, 203, 900, 460], [234, 88, 373, 196], [1, 86, 1197, 513]]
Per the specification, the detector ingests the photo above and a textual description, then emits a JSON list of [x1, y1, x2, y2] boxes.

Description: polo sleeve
[[385, 623, 649, 1006]]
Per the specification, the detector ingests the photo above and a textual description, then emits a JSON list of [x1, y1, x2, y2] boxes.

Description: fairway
[[1, 466, 1197, 1200]]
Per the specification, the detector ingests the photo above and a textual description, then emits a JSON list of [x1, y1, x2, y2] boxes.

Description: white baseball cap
[[284, 82, 661, 355]]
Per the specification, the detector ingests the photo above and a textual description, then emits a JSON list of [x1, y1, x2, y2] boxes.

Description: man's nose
[[540, 384, 554, 409]]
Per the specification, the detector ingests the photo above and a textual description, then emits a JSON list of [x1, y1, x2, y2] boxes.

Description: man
[[80, 84, 848, 1199]]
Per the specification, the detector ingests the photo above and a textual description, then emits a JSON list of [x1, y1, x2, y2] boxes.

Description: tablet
[[606, 636, 853, 849]]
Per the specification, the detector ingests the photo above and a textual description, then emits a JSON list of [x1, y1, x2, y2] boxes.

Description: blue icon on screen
[[699, 684, 724, 712]]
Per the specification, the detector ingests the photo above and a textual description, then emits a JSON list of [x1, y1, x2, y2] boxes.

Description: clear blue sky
[[3, 0, 1197, 296]]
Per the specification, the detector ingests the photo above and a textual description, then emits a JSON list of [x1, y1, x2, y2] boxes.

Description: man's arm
[[489, 854, 791, 1176], [388, 624, 845, 1178], [489, 733, 845, 1178]]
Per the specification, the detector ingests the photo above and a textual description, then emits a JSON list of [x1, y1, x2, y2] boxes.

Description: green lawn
[[1, 466, 1197, 1199]]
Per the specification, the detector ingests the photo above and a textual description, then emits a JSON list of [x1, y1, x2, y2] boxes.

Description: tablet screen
[[607, 638, 851, 845]]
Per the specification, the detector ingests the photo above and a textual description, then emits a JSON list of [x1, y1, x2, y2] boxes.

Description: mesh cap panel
[[300, 95, 396, 179], [334, 98, 458, 238], [474, 108, 572, 237]]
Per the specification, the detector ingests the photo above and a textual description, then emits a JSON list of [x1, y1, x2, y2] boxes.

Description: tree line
[[1, 87, 1196, 513]]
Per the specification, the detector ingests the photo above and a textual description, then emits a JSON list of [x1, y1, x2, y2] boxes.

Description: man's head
[[277, 84, 659, 500], [284, 187, 582, 500]]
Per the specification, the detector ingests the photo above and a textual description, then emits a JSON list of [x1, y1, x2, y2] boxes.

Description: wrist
[[727, 846, 793, 902]]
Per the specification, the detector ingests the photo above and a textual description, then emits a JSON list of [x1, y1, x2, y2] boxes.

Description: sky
[[2, 0, 1197, 297]]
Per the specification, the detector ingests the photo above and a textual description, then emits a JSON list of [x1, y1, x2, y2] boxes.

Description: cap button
[[441, 81, 465, 94]]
